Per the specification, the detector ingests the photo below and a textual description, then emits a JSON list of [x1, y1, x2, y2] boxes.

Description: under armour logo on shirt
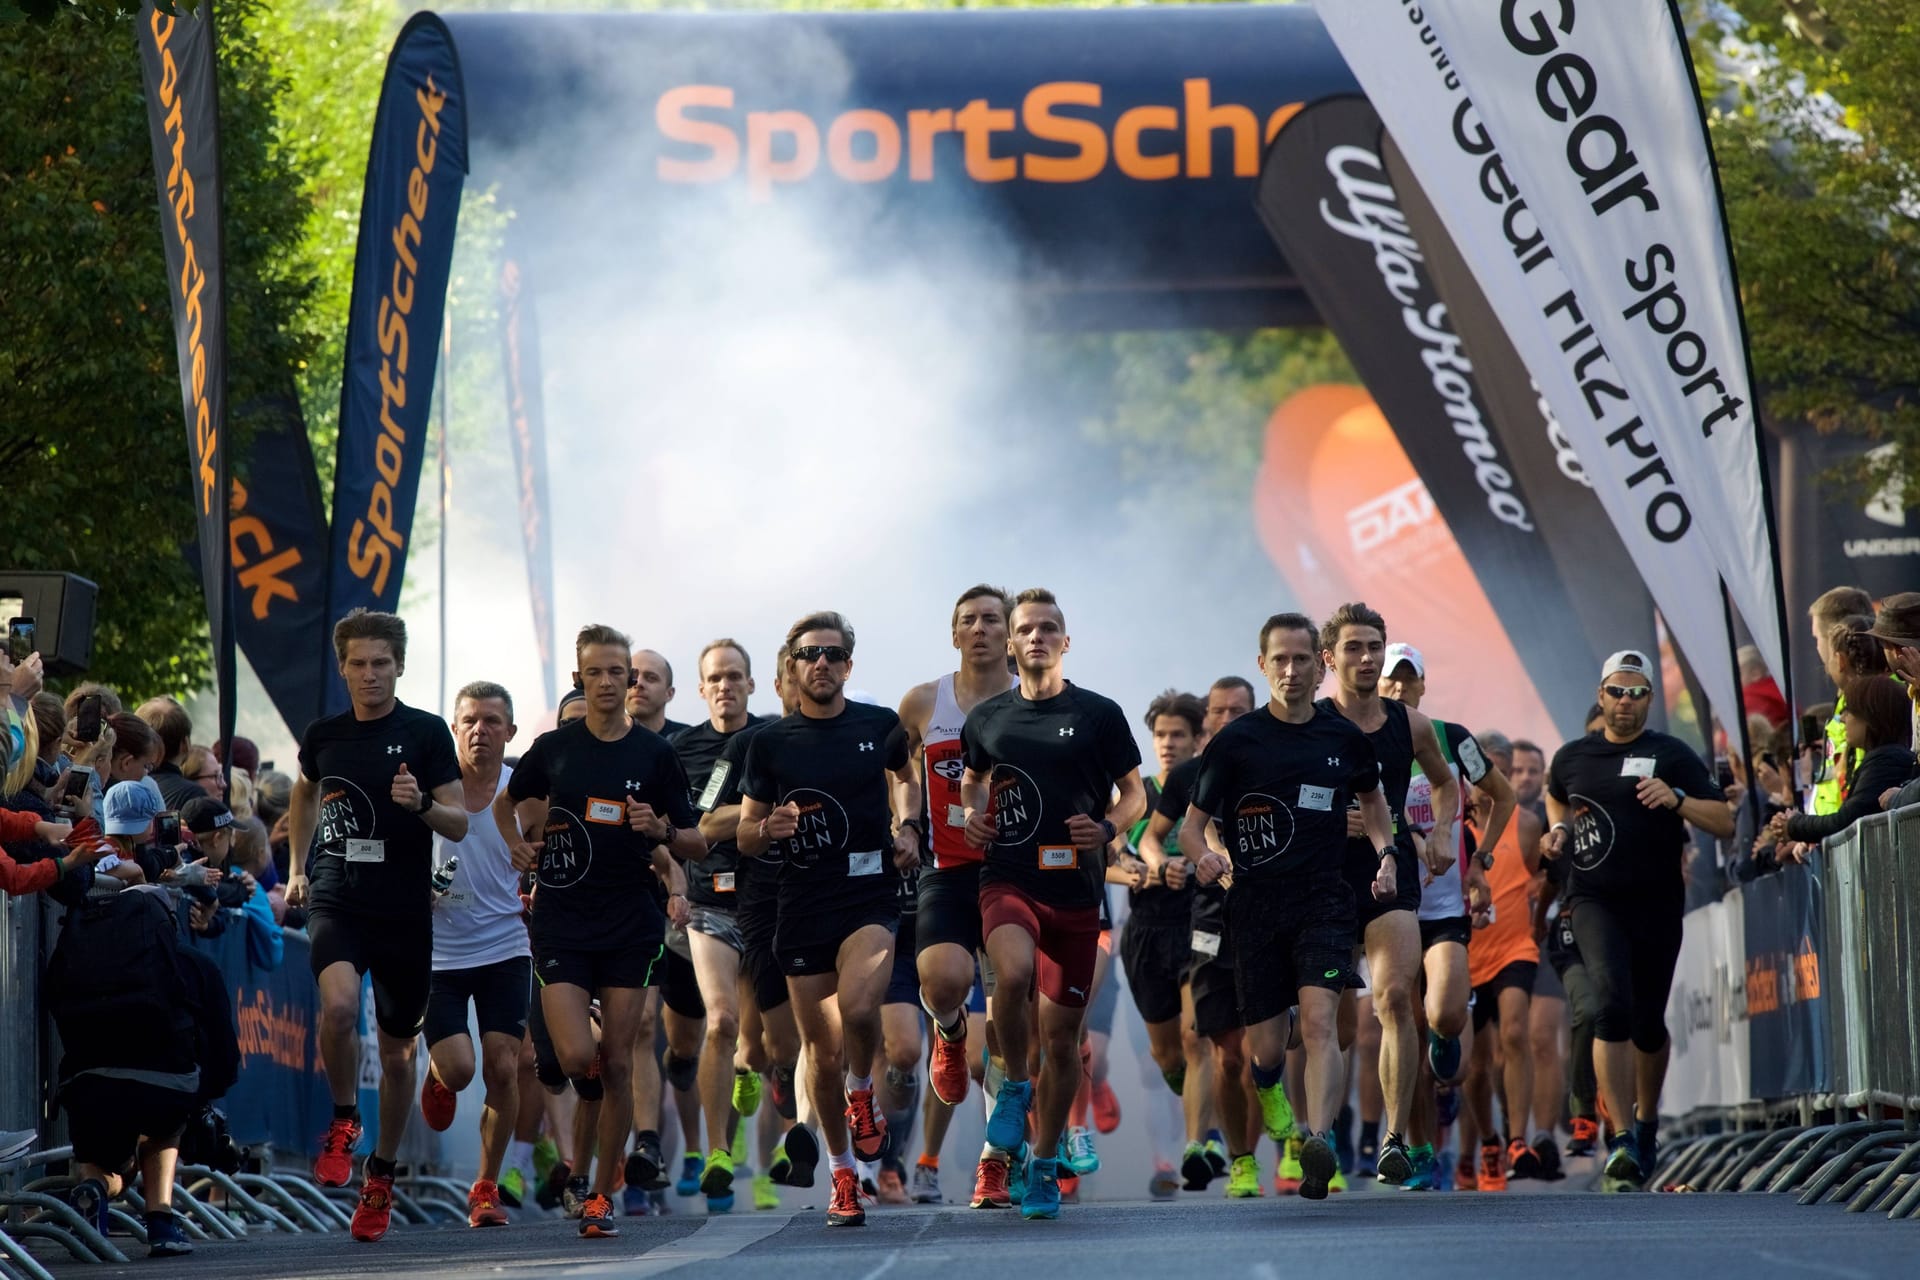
[[858, 742, 874, 752], [1328, 756, 1340, 767], [1059, 727, 1075, 737], [625, 781, 644, 791], [386, 745, 403, 755]]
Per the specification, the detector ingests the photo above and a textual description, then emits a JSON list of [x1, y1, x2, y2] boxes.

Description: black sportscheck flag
[[1257, 95, 1595, 738], [1381, 133, 1661, 716], [137, 0, 235, 753]]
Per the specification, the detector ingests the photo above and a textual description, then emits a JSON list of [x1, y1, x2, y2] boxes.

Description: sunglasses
[[793, 645, 851, 665], [1603, 683, 1652, 702]]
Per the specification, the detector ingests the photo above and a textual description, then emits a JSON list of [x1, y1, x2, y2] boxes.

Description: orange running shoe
[[875, 1166, 909, 1205], [930, 1028, 971, 1106], [467, 1180, 508, 1228], [1568, 1115, 1601, 1157], [1477, 1141, 1508, 1192], [846, 1089, 887, 1162], [1508, 1137, 1541, 1180], [1456, 1152, 1478, 1191], [421, 1069, 458, 1133], [1091, 1079, 1121, 1134], [578, 1193, 619, 1237], [315, 1117, 361, 1187], [350, 1172, 394, 1242], [970, 1156, 1011, 1208], [826, 1167, 866, 1226]]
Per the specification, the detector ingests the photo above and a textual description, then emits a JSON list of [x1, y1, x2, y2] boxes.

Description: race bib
[[1620, 757, 1656, 779], [947, 803, 968, 828], [586, 798, 625, 824], [713, 872, 736, 893], [1038, 845, 1078, 870], [698, 761, 731, 811], [1298, 784, 1334, 812], [848, 850, 884, 877], [345, 839, 385, 864], [1191, 930, 1222, 958]]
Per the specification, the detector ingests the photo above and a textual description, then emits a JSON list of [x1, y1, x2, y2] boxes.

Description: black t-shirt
[[1317, 696, 1417, 873], [1129, 774, 1192, 927], [508, 719, 697, 952], [703, 718, 777, 912], [660, 718, 693, 741], [1157, 757, 1228, 938], [962, 682, 1141, 910], [299, 702, 460, 921], [1192, 706, 1379, 884], [740, 702, 910, 915], [1546, 729, 1722, 907], [675, 716, 766, 909]]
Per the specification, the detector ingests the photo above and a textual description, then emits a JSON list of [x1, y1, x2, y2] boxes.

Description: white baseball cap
[[1383, 643, 1425, 679], [1601, 649, 1654, 683]]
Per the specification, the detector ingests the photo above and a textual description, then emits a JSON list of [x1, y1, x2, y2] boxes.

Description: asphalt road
[[45, 1186, 1916, 1280]]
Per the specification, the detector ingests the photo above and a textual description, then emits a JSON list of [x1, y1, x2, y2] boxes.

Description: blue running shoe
[[1021, 1157, 1061, 1220], [145, 1212, 192, 1257], [1436, 1084, 1460, 1128], [622, 1185, 651, 1216], [1603, 1134, 1644, 1192], [1428, 1030, 1462, 1082], [1402, 1144, 1437, 1191], [1008, 1142, 1029, 1206], [70, 1178, 109, 1238], [676, 1154, 704, 1197], [986, 1080, 1033, 1154], [706, 1192, 736, 1215]]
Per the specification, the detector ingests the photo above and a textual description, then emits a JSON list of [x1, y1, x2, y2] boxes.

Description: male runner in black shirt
[[1544, 649, 1729, 1189], [1316, 602, 1458, 1186], [962, 588, 1145, 1221], [496, 624, 704, 1238], [1182, 612, 1395, 1201], [286, 609, 467, 1242], [738, 611, 921, 1227]]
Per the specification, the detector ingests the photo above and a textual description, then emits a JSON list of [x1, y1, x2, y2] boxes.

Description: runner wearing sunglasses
[[1542, 650, 1730, 1191]]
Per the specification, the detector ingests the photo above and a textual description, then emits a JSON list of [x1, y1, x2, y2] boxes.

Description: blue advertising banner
[[189, 927, 330, 1156], [1742, 859, 1830, 1099], [325, 13, 468, 713]]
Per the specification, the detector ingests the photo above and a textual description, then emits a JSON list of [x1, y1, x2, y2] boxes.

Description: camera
[[178, 1104, 243, 1174], [155, 811, 181, 847]]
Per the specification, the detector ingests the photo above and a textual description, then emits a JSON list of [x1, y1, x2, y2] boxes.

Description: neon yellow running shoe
[[1226, 1154, 1263, 1198], [732, 1067, 762, 1118], [1273, 1134, 1304, 1195], [1257, 1081, 1296, 1143], [699, 1148, 735, 1198], [1329, 1167, 1349, 1194], [752, 1172, 779, 1211]]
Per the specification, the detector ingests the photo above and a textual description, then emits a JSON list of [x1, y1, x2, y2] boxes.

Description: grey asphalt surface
[[44, 1187, 1917, 1280]]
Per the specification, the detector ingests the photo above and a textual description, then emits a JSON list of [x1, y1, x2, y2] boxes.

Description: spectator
[[212, 735, 259, 781], [1737, 645, 1790, 730], [230, 811, 286, 924], [104, 713, 162, 787], [61, 682, 124, 723], [1867, 591, 1920, 746], [137, 698, 199, 809], [181, 796, 279, 962], [1767, 674, 1916, 851], [227, 768, 255, 824], [1809, 586, 1876, 815], [253, 769, 292, 882], [99, 780, 217, 891], [182, 744, 225, 802]]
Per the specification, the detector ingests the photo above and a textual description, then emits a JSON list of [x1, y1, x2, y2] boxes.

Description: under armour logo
[[858, 742, 874, 752], [625, 781, 643, 791], [386, 745, 403, 755], [1327, 757, 1340, 767], [1059, 727, 1075, 737]]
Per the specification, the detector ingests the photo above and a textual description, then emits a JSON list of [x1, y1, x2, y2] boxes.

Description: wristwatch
[[661, 821, 676, 846], [414, 790, 433, 815], [1670, 788, 1688, 810], [1100, 818, 1117, 844], [1475, 850, 1495, 870]]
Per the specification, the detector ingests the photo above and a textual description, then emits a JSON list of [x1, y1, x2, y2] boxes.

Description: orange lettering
[[746, 110, 819, 200], [1184, 78, 1258, 179], [1265, 102, 1305, 144], [1115, 104, 1180, 181], [955, 99, 1016, 183], [1022, 82, 1106, 182], [346, 519, 393, 596], [657, 85, 739, 182], [908, 108, 954, 181], [826, 109, 901, 183]]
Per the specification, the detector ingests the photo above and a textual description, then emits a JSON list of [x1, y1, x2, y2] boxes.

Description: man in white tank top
[[418, 682, 532, 1229]]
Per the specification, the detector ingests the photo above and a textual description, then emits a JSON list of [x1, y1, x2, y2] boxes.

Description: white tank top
[[924, 673, 979, 869], [431, 767, 531, 969], [1409, 758, 1467, 922]]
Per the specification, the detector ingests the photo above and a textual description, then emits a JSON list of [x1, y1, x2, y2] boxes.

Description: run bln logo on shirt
[[1567, 796, 1615, 873], [540, 807, 593, 888], [781, 789, 849, 871], [988, 765, 1044, 847], [1232, 793, 1297, 870], [317, 777, 378, 852]]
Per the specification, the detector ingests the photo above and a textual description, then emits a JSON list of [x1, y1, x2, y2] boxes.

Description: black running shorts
[[1119, 915, 1191, 1026], [1228, 875, 1355, 1028], [916, 863, 984, 956], [425, 955, 533, 1046], [308, 908, 432, 1040]]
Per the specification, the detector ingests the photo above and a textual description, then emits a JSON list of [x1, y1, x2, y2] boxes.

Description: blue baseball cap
[[102, 778, 168, 837]]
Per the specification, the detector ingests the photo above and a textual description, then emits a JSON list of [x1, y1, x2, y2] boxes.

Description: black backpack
[[45, 889, 200, 1080]]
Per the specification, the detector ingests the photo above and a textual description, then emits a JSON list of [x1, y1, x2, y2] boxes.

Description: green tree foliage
[[0, 0, 316, 697]]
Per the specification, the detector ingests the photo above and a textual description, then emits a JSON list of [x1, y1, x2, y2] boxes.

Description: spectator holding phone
[[1763, 675, 1916, 857]]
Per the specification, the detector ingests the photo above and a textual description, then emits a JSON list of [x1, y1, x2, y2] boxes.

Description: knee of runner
[[378, 1035, 417, 1070], [1373, 978, 1417, 1021], [1629, 1020, 1669, 1056], [706, 1009, 741, 1047], [481, 1046, 520, 1096], [320, 994, 360, 1033], [1430, 1002, 1469, 1040], [435, 1057, 477, 1094], [1213, 1039, 1246, 1075], [1297, 1003, 1336, 1046], [664, 1053, 699, 1093], [1591, 1001, 1632, 1042], [1499, 1016, 1529, 1059], [1149, 1038, 1184, 1074], [887, 1039, 921, 1075]]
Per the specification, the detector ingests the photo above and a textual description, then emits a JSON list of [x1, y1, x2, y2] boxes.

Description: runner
[[628, 649, 692, 739], [1205, 677, 1257, 736], [1543, 650, 1730, 1190], [1378, 644, 1509, 1191], [1535, 707, 1608, 1166], [897, 585, 1018, 1208], [1180, 612, 1396, 1202], [1316, 603, 1458, 1187], [419, 682, 532, 1229], [737, 612, 922, 1227], [963, 588, 1145, 1221], [495, 624, 704, 1238], [286, 609, 467, 1242], [874, 847, 925, 1203]]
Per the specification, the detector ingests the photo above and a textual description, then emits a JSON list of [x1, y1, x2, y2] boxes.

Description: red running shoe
[[467, 1180, 508, 1228], [315, 1117, 361, 1187], [930, 1028, 971, 1106], [970, 1156, 1011, 1208], [578, 1193, 619, 1238], [1091, 1079, 1121, 1135], [421, 1069, 458, 1133], [846, 1088, 887, 1162], [826, 1167, 866, 1226], [350, 1172, 394, 1242]]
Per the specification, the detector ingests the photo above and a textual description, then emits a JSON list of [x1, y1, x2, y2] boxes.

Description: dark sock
[[333, 1103, 359, 1122], [1359, 1118, 1380, 1152], [1250, 1060, 1283, 1090], [1633, 1118, 1657, 1155], [365, 1154, 395, 1179]]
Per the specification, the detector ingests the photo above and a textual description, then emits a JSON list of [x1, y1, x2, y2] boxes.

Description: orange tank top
[[1468, 817, 1536, 988]]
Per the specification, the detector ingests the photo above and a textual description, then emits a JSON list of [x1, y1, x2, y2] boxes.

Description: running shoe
[[1149, 1165, 1180, 1201], [1256, 1081, 1296, 1143], [1533, 1132, 1565, 1181], [1226, 1154, 1262, 1198], [732, 1067, 762, 1118], [467, 1179, 509, 1228], [971, 1155, 1011, 1208], [911, 1159, 942, 1204], [1427, 1029, 1462, 1082], [769, 1067, 797, 1120], [421, 1068, 458, 1133], [1298, 1135, 1337, 1201], [536, 1160, 571, 1210], [846, 1088, 888, 1161], [498, 1166, 526, 1209], [626, 1133, 667, 1191], [532, 1135, 560, 1186], [1477, 1141, 1508, 1192], [1508, 1137, 1542, 1180], [1160, 1064, 1188, 1097], [781, 1124, 820, 1189], [1273, 1134, 1304, 1195], [1058, 1166, 1080, 1202], [314, 1116, 362, 1187], [1401, 1144, 1437, 1192], [1021, 1156, 1061, 1220], [1602, 1133, 1644, 1191], [1204, 1131, 1229, 1178], [1008, 1143, 1029, 1206], [753, 1173, 780, 1211], [622, 1185, 651, 1216], [1435, 1084, 1461, 1128], [706, 1192, 736, 1215], [876, 1163, 910, 1204], [1181, 1142, 1212, 1191], [1091, 1078, 1121, 1134], [826, 1167, 866, 1226], [1376, 1136, 1413, 1186], [578, 1193, 619, 1237], [1434, 1152, 1455, 1192], [1567, 1116, 1600, 1158], [700, 1149, 735, 1198], [930, 1025, 971, 1106], [675, 1153, 704, 1197], [1455, 1153, 1477, 1192], [1065, 1126, 1101, 1176], [563, 1175, 590, 1219], [1329, 1169, 1349, 1193], [351, 1171, 395, 1242], [1355, 1141, 1378, 1180], [69, 1177, 108, 1238], [146, 1211, 193, 1257], [1333, 1111, 1355, 1175], [985, 1079, 1033, 1153]]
